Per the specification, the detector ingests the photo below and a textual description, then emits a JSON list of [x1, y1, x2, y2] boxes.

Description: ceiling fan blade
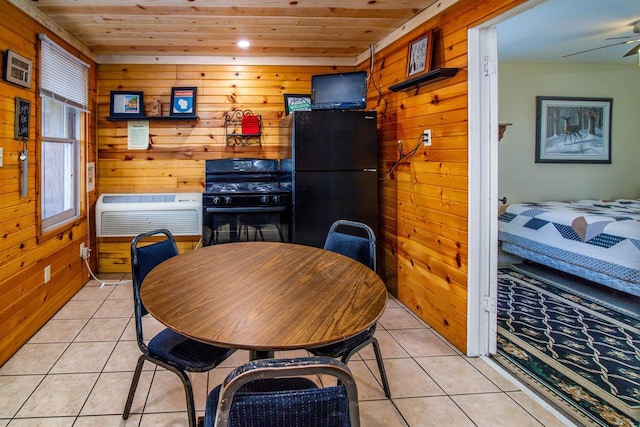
[[606, 36, 635, 40], [562, 40, 630, 57], [623, 42, 640, 57]]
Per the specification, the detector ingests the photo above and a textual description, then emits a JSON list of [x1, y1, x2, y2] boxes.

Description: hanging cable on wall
[[381, 134, 432, 179], [369, 44, 388, 116]]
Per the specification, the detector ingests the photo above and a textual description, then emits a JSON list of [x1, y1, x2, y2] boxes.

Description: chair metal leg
[[245, 225, 265, 241], [161, 363, 198, 427], [169, 366, 198, 427], [370, 338, 391, 398], [123, 355, 145, 419], [207, 227, 217, 246], [339, 338, 391, 399], [126, 355, 198, 427]]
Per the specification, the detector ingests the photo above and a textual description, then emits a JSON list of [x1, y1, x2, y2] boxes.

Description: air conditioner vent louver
[[102, 194, 178, 204], [96, 193, 202, 237]]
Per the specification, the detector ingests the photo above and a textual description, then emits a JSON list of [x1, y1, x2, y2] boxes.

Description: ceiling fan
[[563, 21, 640, 58]]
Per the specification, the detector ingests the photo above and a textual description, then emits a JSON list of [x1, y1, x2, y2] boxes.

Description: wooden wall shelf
[[499, 123, 513, 141], [106, 115, 199, 122], [389, 68, 459, 92]]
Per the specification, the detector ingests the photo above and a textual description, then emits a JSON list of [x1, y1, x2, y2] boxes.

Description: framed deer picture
[[535, 96, 612, 163]]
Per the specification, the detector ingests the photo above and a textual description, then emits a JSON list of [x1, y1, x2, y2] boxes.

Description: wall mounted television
[[311, 71, 367, 110]]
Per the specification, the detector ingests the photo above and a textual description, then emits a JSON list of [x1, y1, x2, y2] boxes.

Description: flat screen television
[[311, 71, 367, 110]]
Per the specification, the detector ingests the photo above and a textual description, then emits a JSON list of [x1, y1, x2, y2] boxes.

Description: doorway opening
[[469, 2, 640, 425]]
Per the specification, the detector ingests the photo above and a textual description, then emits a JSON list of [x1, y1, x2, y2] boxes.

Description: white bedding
[[498, 199, 640, 296]]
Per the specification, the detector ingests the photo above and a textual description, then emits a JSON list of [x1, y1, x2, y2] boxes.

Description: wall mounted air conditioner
[[96, 193, 202, 237]]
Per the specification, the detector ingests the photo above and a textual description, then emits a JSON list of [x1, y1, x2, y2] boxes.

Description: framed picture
[[535, 96, 612, 164], [170, 87, 197, 116], [14, 97, 30, 140], [283, 94, 312, 115], [406, 31, 433, 78], [4, 50, 32, 88], [110, 91, 144, 117]]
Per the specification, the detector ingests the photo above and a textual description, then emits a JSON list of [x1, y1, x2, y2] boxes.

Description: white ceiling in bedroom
[[496, 0, 640, 64]]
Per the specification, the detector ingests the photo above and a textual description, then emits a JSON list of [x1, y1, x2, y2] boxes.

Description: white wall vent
[[96, 193, 202, 237]]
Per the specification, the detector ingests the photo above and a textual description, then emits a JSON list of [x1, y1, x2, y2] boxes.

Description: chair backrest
[[323, 220, 376, 272], [130, 229, 179, 345], [212, 357, 359, 427]]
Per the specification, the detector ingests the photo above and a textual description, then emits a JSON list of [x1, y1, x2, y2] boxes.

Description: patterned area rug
[[495, 266, 640, 427]]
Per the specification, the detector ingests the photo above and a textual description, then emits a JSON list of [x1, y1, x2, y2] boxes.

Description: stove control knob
[[272, 195, 280, 204], [212, 196, 221, 205], [261, 195, 269, 204], [224, 196, 232, 205]]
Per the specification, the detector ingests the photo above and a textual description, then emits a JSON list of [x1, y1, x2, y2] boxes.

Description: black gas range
[[203, 158, 291, 244]]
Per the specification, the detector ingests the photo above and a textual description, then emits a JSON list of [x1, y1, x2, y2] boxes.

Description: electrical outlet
[[80, 243, 90, 259], [423, 129, 432, 146]]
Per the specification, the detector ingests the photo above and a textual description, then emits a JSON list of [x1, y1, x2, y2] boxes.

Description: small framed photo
[[170, 87, 197, 116], [535, 96, 612, 164], [110, 91, 144, 117], [284, 94, 312, 115], [406, 31, 433, 78], [4, 50, 32, 88]]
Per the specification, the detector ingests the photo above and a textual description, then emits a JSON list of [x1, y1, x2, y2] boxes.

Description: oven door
[[203, 206, 289, 245]]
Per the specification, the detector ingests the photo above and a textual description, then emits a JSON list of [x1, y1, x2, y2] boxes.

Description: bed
[[498, 199, 640, 297]]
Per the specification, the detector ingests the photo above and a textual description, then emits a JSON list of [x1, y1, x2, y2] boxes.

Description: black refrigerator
[[280, 110, 378, 248]]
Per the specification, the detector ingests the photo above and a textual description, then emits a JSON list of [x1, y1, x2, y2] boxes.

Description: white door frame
[[467, 26, 499, 356], [466, 0, 549, 356]]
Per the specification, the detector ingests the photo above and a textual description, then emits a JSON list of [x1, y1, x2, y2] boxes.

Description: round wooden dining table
[[141, 241, 387, 359]]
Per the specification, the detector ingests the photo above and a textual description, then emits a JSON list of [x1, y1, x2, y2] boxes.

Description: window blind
[[39, 34, 89, 111]]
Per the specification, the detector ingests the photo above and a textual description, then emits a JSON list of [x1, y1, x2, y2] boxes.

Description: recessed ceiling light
[[238, 40, 250, 49]]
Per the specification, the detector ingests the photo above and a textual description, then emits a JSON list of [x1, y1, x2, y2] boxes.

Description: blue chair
[[123, 229, 236, 427], [308, 220, 391, 398], [201, 357, 360, 427]]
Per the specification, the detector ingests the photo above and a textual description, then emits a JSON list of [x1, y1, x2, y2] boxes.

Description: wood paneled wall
[[0, 0, 527, 365], [97, 64, 354, 272], [98, 64, 355, 190], [0, 0, 97, 366], [367, 0, 526, 352], [96, 0, 526, 352]]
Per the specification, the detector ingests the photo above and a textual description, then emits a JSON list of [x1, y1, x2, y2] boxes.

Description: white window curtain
[[39, 34, 89, 111]]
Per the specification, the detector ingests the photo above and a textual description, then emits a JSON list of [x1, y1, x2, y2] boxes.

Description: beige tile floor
[[0, 273, 572, 426]]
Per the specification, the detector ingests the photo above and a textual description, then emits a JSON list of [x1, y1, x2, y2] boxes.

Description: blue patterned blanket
[[498, 199, 640, 296]]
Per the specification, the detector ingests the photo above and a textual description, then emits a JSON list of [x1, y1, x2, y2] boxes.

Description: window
[[41, 98, 81, 230], [39, 35, 89, 232]]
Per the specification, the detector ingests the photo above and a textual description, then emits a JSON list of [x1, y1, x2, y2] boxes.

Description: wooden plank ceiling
[[27, 0, 438, 58]]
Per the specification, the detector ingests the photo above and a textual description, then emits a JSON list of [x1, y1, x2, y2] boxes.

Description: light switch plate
[[0, 147, 3, 167]]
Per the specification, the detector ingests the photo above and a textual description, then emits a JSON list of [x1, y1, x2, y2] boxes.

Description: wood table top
[[141, 241, 387, 351]]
